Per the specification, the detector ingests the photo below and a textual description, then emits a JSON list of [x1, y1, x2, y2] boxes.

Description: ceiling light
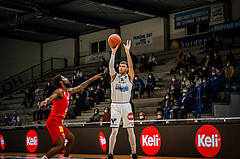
[[14, 29, 36, 34], [101, 3, 124, 11], [134, 11, 155, 17], [86, 23, 105, 29], [53, 17, 76, 23], [0, 6, 24, 13]]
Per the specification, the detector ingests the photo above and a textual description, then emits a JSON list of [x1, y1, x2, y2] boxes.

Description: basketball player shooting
[[108, 40, 137, 159], [39, 73, 102, 159]]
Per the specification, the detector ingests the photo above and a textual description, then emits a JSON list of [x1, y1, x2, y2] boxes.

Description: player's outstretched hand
[[91, 73, 103, 81], [39, 101, 47, 107], [111, 45, 119, 55], [123, 40, 131, 53]]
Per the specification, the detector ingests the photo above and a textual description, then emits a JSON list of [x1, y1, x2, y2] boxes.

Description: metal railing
[[0, 57, 67, 97], [164, 60, 240, 119]]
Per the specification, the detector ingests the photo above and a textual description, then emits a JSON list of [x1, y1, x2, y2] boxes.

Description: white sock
[[41, 156, 48, 159], [108, 128, 119, 154], [127, 128, 137, 154]]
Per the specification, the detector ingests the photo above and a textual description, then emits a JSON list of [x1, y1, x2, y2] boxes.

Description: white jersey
[[111, 73, 132, 103]]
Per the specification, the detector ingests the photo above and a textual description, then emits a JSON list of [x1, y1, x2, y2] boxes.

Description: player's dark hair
[[52, 74, 62, 88], [120, 61, 128, 67]]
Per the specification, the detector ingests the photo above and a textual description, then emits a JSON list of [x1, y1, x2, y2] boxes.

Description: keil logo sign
[[140, 126, 161, 155], [195, 125, 221, 157], [99, 132, 107, 151], [26, 130, 38, 153], [0, 135, 5, 150]]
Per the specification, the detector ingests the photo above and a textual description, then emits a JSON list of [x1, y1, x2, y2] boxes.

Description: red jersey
[[50, 88, 70, 119]]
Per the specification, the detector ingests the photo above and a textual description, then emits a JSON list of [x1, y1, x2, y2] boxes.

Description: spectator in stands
[[178, 89, 193, 119], [224, 60, 235, 79], [75, 93, 81, 116], [98, 77, 110, 92], [43, 82, 54, 99], [175, 51, 185, 73], [139, 53, 149, 72], [130, 51, 139, 69], [97, 85, 105, 102], [146, 73, 156, 98], [133, 75, 145, 98], [170, 75, 180, 88], [33, 97, 43, 121], [157, 93, 172, 115], [206, 32, 216, 52], [169, 99, 181, 119], [199, 53, 211, 69], [102, 107, 110, 122], [139, 112, 145, 120], [155, 111, 163, 120], [214, 36, 223, 51], [201, 77, 212, 111], [211, 51, 223, 69], [226, 50, 235, 63], [2, 113, 11, 126], [148, 53, 157, 72], [169, 84, 181, 100], [199, 66, 209, 78], [189, 66, 198, 81], [194, 74, 202, 87], [80, 89, 88, 110], [186, 52, 197, 72], [11, 112, 21, 126], [209, 70, 223, 101], [22, 88, 35, 108], [181, 74, 191, 89], [179, 69, 185, 79], [97, 65, 104, 74], [67, 96, 76, 119], [90, 108, 100, 122]]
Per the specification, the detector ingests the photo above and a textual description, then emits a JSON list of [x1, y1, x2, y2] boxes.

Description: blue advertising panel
[[212, 21, 240, 32]]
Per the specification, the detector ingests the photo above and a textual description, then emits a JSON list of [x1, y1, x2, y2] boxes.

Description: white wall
[[43, 38, 75, 67], [120, 17, 165, 57], [231, 0, 240, 21], [0, 38, 40, 81]]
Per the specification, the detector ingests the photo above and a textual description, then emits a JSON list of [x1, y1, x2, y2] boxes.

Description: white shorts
[[110, 103, 134, 128]]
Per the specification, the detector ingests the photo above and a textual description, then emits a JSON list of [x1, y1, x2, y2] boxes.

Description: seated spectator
[[67, 96, 76, 119], [224, 60, 235, 80], [194, 74, 202, 87], [201, 77, 212, 111], [169, 84, 182, 100], [169, 100, 181, 119], [199, 66, 209, 78], [132, 75, 145, 98], [211, 51, 223, 69], [11, 112, 21, 126], [79, 89, 88, 110], [146, 73, 156, 98], [226, 50, 235, 63], [98, 77, 110, 92], [178, 89, 193, 119], [139, 53, 149, 72], [75, 93, 81, 116], [214, 36, 223, 51], [139, 112, 145, 120], [148, 53, 157, 72], [199, 53, 211, 69], [186, 52, 197, 72], [170, 75, 180, 88], [2, 113, 12, 126], [179, 69, 185, 79], [181, 74, 191, 89], [102, 107, 111, 122], [157, 93, 172, 115], [130, 51, 139, 69], [33, 97, 44, 121], [155, 111, 163, 120], [43, 82, 54, 100], [86, 86, 98, 108], [22, 88, 35, 108], [175, 51, 185, 73], [209, 70, 223, 101], [97, 85, 105, 102], [90, 108, 100, 122], [189, 66, 198, 81]]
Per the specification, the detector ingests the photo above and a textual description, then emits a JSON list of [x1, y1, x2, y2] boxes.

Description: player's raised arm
[[39, 89, 63, 108], [68, 73, 102, 94], [109, 45, 119, 82], [123, 40, 134, 82]]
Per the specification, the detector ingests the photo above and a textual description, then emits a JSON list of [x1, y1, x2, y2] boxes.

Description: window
[[199, 23, 209, 33], [91, 40, 106, 54], [187, 25, 197, 35]]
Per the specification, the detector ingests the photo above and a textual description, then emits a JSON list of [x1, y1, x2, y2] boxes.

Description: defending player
[[40, 73, 102, 159], [108, 40, 137, 159]]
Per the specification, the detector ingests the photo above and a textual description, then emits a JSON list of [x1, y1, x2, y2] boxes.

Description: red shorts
[[46, 116, 69, 145]]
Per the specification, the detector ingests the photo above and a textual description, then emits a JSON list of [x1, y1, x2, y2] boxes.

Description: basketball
[[108, 34, 121, 48]]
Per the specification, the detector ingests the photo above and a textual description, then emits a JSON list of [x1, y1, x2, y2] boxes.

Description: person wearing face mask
[[80, 89, 88, 110], [186, 52, 197, 72], [170, 75, 180, 88], [199, 66, 209, 78], [2, 113, 12, 126], [226, 50, 235, 63], [210, 51, 223, 70], [74, 93, 81, 116], [148, 53, 157, 72], [90, 108, 100, 122], [169, 84, 182, 100], [146, 73, 156, 98], [22, 88, 35, 108], [201, 77, 212, 111], [139, 53, 149, 72], [11, 112, 21, 126], [189, 66, 199, 81], [194, 75, 202, 87], [224, 60, 235, 79], [209, 70, 223, 101], [43, 81, 55, 100], [175, 51, 186, 73], [178, 89, 193, 119], [199, 53, 211, 69], [102, 107, 111, 122], [155, 111, 163, 120], [181, 75, 191, 89], [33, 97, 45, 121], [86, 86, 97, 108], [97, 85, 105, 102], [139, 112, 145, 120], [157, 93, 172, 116], [133, 75, 145, 98]]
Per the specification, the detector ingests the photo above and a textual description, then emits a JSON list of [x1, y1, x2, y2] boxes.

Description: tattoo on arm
[[71, 78, 93, 93]]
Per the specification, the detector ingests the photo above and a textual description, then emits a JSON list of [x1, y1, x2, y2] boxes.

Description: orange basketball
[[108, 34, 121, 48]]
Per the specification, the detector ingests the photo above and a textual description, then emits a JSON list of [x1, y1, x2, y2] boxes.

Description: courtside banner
[[0, 123, 239, 158]]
